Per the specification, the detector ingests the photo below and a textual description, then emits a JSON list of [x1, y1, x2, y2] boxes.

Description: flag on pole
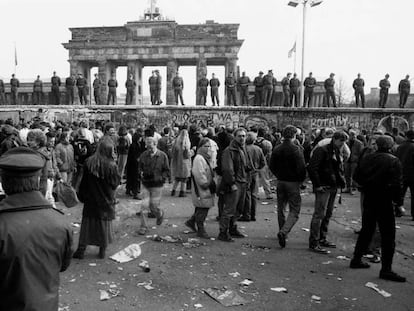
[[14, 44, 18, 66], [288, 41, 296, 58]]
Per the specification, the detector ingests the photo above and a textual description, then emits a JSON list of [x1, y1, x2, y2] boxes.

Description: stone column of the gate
[[196, 57, 207, 106], [98, 60, 109, 105], [225, 58, 238, 106], [136, 61, 143, 105], [166, 59, 178, 105], [127, 61, 137, 105]]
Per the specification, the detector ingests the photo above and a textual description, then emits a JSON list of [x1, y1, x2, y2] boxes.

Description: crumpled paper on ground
[[365, 282, 391, 298], [110, 242, 145, 263], [270, 287, 288, 293], [204, 288, 248, 307], [99, 289, 120, 301]]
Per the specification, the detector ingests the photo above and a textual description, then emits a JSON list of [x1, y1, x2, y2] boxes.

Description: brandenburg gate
[[63, 16, 244, 105]]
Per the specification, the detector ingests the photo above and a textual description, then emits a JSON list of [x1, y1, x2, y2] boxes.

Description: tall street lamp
[[288, 0, 323, 107]]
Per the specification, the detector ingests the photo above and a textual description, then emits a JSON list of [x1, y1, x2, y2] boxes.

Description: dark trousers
[[254, 88, 263, 106], [353, 192, 395, 272], [78, 87, 88, 105], [277, 181, 301, 235], [345, 162, 358, 189], [10, 90, 18, 105], [243, 175, 257, 220], [94, 89, 100, 105], [219, 182, 247, 233], [226, 88, 237, 106], [240, 87, 249, 106], [155, 88, 162, 104], [402, 181, 414, 218], [304, 89, 313, 107], [107, 90, 116, 105], [198, 88, 207, 106], [0, 91, 6, 104], [309, 187, 337, 247], [126, 90, 135, 105], [355, 89, 365, 108], [33, 91, 42, 105], [326, 90, 336, 107], [174, 89, 184, 105], [290, 89, 299, 107], [379, 90, 388, 108], [211, 88, 219, 106], [150, 89, 157, 105], [263, 86, 273, 106], [283, 89, 290, 107], [51, 87, 60, 105], [399, 91, 409, 108], [66, 88, 74, 105]]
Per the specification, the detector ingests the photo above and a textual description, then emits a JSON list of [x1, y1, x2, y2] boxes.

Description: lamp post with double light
[[288, 0, 323, 107]]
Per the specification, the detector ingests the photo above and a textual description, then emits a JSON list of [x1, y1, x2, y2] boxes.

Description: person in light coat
[[185, 138, 215, 238]]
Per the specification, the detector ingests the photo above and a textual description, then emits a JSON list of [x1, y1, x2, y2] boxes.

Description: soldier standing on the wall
[[263, 70, 274, 107], [172, 71, 184, 106], [10, 74, 20, 105], [303, 72, 316, 107], [324, 73, 336, 107], [32, 75, 43, 105], [0, 78, 6, 105], [155, 70, 163, 105], [398, 74, 410, 108], [238, 71, 251, 106], [271, 72, 278, 106], [352, 73, 365, 108], [289, 73, 300, 107], [51, 71, 61, 105], [125, 74, 136, 105], [225, 72, 237, 106], [107, 74, 118, 105], [379, 74, 391, 108], [149, 71, 158, 105], [93, 73, 102, 105], [281, 72, 292, 107], [253, 71, 264, 106], [65, 75, 76, 105], [197, 73, 209, 106], [210, 73, 220, 107], [76, 73, 88, 105]]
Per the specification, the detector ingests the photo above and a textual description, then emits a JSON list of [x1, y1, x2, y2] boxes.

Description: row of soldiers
[[0, 71, 411, 108]]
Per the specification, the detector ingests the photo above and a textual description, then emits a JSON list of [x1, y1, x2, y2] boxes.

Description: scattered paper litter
[[351, 221, 359, 224], [270, 287, 288, 293], [194, 303, 203, 308], [137, 280, 154, 290], [365, 282, 391, 298], [71, 222, 80, 228], [311, 295, 321, 301], [89, 263, 97, 267], [301, 228, 310, 232], [58, 307, 70, 311], [261, 201, 269, 205], [99, 289, 120, 301], [395, 226, 401, 229], [110, 242, 145, 263], [68, 278, 76, 282], [336, 255, 351, 261], [239, 279, 253, 286], [322, 261, 333, 265], [204, 288, 248, 307], [183, 230, 190, 234], [229, 272, 240, 278]]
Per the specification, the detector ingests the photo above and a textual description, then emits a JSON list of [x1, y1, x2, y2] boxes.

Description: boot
[[171, 189, 176, 196], [218, 217, 233, 242], [73, 245, 86, 259], [195, 208, 210, 239], [229, 219, 245, 238], [178, 190, 186, 197], [98, 247, 106, 259], [185, 214, 197, 232]]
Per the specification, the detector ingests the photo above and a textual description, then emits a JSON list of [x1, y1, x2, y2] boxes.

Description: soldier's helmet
[[385, 74, 390, 78]]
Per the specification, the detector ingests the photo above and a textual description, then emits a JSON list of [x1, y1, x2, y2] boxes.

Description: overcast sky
[[1, 0, 413, 96]]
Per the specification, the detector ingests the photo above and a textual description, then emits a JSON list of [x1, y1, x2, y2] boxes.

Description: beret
[[0, 147, 45, 177]]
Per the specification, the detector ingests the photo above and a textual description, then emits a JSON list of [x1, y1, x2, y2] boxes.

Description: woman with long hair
[[170, 128, 192, 197], [125, 128, 146, 199], [184, 138, 215, 238], [73, 136, 120, 259]]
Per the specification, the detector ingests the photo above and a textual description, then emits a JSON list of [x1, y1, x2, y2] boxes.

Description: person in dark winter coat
[[73, 137, 121, 259], [126, 129, 146, 199], [0, 147, 73, 311]]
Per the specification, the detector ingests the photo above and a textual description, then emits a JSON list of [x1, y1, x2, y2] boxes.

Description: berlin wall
[[1, 106, 413, 134]]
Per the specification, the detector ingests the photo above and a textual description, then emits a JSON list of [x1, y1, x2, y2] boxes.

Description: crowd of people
[[0, 115, 411, 309], [0, 71, 411, 108]]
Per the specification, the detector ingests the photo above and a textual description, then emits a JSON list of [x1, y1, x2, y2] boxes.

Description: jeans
[[60, 171, 73, 185], [140, 186, 163, 229], [117, 154, 128, 179], [402, 182, 414, 218], [277, 181, 301, 235], [309, 187, 337, 247], [345, 162, 358, 189], [219, 182, 246, 232], [258, 166, 272, 197], [243, 174, 258, 219]]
